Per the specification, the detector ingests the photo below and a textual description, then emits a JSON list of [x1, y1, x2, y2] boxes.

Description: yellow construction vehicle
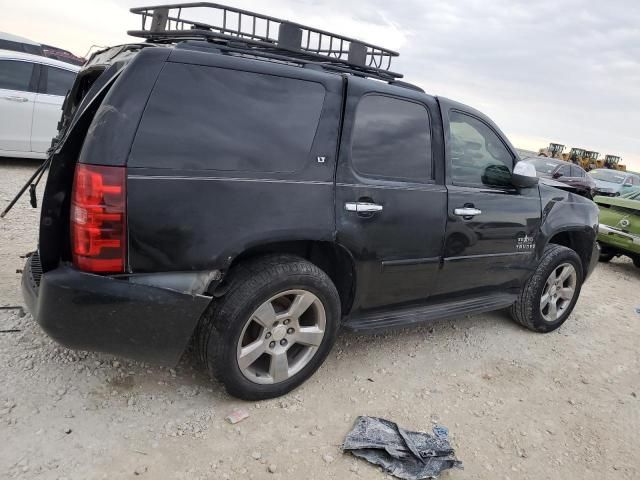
[[583, 151, 600, 171], [562, 147, 586, 164], [603, 155, 626, 171], [538, 143, 565, 158]]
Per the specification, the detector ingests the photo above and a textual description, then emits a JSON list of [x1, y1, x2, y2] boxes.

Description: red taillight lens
[[70, 164, 126, 273]]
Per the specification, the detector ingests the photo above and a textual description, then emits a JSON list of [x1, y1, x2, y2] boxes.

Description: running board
[[343, 293, 517, 332]]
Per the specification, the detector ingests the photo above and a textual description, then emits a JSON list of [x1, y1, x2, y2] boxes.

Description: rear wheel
[[510, 244, 583, 332], [197, 255, 340, 400]]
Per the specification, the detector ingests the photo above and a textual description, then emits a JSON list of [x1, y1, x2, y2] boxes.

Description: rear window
[[129, 63, 326, 172]]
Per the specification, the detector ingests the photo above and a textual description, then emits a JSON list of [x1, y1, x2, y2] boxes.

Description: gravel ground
[[1, 158, 638, 480]]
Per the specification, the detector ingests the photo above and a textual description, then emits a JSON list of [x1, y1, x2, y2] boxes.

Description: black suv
[[21, 4, 599, 400]]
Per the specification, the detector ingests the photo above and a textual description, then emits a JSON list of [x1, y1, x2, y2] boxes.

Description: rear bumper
[[22, 255, 210, 364]]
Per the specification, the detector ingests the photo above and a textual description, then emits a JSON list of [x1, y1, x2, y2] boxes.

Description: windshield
[[589, 170, 626, 184], [524, 158, 560, 175]]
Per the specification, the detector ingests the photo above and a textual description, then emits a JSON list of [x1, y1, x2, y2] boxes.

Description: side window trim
[[448, 108, 516, 190], [350, 92, 435, 185], [37, 64, 47, 94]]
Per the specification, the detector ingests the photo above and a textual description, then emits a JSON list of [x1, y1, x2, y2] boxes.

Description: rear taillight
[[70, 164, 126, 273]]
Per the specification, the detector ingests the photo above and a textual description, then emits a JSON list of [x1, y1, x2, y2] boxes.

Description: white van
[[0, 50, 80, 159]]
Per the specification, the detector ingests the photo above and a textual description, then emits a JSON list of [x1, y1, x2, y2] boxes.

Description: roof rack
[[128, 2, 403, 81]]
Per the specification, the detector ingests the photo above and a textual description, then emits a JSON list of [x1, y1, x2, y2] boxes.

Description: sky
[[2, 0, 639, 169]]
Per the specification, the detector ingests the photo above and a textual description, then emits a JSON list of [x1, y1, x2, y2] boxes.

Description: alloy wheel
[[236, 290, 326, 384], [540, 262, 577, 322]]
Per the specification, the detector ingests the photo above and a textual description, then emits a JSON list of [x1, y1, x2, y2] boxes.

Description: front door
[[0, 59, 37, 153], [435, 105, 542, 297], [335, 78, 447, 313]]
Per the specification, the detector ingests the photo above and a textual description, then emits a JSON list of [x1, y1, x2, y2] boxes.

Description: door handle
[[2, 95, 28, 103], [345, 202, 383, 213], [454, 207, 482, 217]]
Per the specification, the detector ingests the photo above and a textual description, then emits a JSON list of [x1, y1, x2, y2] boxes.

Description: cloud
[[2, 0, 638, 168]]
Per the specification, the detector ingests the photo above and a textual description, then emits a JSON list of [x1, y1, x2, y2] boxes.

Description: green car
[[595, 188, 640, 266]]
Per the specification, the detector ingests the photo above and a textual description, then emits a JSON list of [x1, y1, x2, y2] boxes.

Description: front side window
[[351, 95, 432, 181], [556, 164, 571, 177], [449, 111, 514, 187], [0, 60, 34, 92], [43, 66, 76, 96]]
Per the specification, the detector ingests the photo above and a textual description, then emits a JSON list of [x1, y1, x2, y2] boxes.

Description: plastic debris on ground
[[225, 408, 250, 424], [342, 416, 462, 479]]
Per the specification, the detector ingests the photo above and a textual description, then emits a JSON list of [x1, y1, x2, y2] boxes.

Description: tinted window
[[570, 165, 584, 177], [351, 95, 432, 181], [0, 40, 43, 56], [449, 111, 514, 187], [0, 60, 34, 92], [130, 64, 325, 172], [44, 66, 75, 96], [556, 164, 571, 177]]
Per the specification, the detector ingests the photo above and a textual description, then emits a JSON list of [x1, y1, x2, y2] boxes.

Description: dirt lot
[[1, 159, 638, 480]]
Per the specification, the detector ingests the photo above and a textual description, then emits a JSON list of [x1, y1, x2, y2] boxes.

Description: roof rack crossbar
[[129, 2, 402, 79]]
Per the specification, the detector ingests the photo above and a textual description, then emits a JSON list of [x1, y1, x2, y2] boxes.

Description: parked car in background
[[0, 31, 43, 56], [0, 32, 85, 66], [0, 50, 79, 159], [589, 168, 640, 197], [522, 157, 596, 199], [595, 189, 640, 266]]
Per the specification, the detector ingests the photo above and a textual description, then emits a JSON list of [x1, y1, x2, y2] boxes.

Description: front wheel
[[510, 244, 583, 333], [197, 255, 341, 400]]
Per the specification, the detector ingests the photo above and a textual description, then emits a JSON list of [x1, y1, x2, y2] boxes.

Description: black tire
[[510, 244, 583, 333], [633, 256, 640, 268], [196, 255, 340, 400]]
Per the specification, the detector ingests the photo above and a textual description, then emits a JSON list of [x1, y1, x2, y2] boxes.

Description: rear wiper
[[0, 157, 51, 218]]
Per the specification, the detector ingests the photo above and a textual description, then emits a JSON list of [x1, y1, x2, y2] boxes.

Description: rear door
[[0, 59, 38, 153], [32, 65, 77, 153], [435, 100, 542, 297], [335, 78, 447, 312]]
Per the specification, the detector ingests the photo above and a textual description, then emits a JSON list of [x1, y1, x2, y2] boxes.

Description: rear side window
[[0, 60, 34, 92], [570, 165, 584, 177], [130, 63, 326, 172], [43, 66, 76, 96], [351, 95, 432, 181]]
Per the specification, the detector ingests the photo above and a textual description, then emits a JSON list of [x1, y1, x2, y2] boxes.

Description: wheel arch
[[544, 228, 595, 276], [213, 240, 357, 315]]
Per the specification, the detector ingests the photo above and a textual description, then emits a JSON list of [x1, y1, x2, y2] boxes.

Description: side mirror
[[552, 172, 562, 179], [512, 162, 539, 188]]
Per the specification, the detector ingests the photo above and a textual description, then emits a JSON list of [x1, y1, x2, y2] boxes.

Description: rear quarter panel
[[126, 51, 344, 272]]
